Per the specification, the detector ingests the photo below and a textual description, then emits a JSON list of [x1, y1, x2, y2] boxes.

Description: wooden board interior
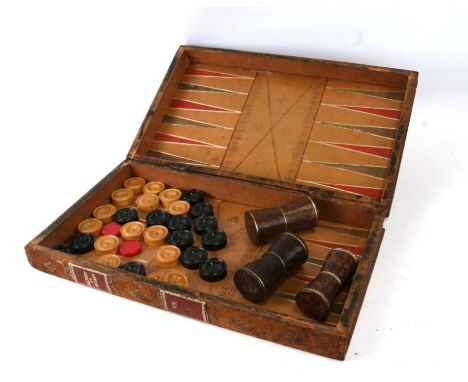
[[39, 161, 377, 326], [140, 53, 406, 201]]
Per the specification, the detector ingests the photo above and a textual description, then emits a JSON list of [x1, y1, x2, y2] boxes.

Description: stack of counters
[[194, 216, 218, 235], [119, 241, 142, 257], [114, 208, 139, 225], [70, 233, 94, 254], [180, 246, 208, 269], [155, 245, 181, 268], [94, 235, 120, 255], [181, 189, 205, 205], [97, 254, 121, 268], [135, 193, 159, 218], [167, 229, 193, 250], [119, 261, 146, 275], [143, 225, 168, 247], [200, 258, 227, 282], [189, 202, 214, 220], [146, 210, 170, 227], [123, 177, 146, 197], [202, 229, 227, 251], [167, 200, 191, 216], [111, 188, 134, 208], [159, 188, 182, 208], [167, 215, 191, 232], [93, 204, 116, 223], [120, 221, 145, 241], [78, 218, 103, 238], [54, 245, 74, 254], [101, 221, 122, 236], [143, 181, 165, 195], [163, 270, 189, 288], [146, 271, 161, 280]]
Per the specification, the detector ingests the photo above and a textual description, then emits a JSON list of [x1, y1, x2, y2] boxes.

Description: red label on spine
[[160, 290, 207, 322], [69, 264, 112, 293]]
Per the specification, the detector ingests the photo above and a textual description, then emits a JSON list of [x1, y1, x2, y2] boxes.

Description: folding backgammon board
[[25, 46, 417, 359]]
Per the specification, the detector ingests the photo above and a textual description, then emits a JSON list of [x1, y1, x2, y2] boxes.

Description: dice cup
[[234, 232, 308, 303], [295, 248, 359, 321], [244, 195, 318, 245]]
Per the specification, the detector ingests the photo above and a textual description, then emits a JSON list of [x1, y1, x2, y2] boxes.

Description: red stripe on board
[[154, 132, 211, 147], [303, 239, 363, 255], [185, 68, 239, 78], [338, 105, 401, 119], [318, 182, 383, 199], [330, 143, 393, 159], [170, 98, 230, 112], [293, 274, 315, 283]]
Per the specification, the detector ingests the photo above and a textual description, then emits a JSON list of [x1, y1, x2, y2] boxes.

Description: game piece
[[114, 207, 139, 225], [93, 204, 117, 223], [167, 215, 191, 232], [119, 261, 146, 276], [143, 225, 168, 247], [94, 235, 120, 255], [118, 240, 142, 257], [180, 246, 208, 270], [111, 188, 134, 208], [181, 189, 205, 205], [201, 229, 227, 251], [53, 245, 74, 254], [167, 200, 191, 215], [101, 221, 122, 236], [167, 229, 193, 250], [77, 217, 103, 238], [244, 196, 318, 245], [194, 216, 218, 235], [120, 221, 146, 241], [136, 193, 159, 213], [199, 258, 227, 282], [146, 210, 170, 227], [124, 177, 146, 195], [159, 188, 182, 207], [155, 245, 181, 268], [163, 270, 189, 288], [296, 248, 359, 321], [234, 232, 308, 303], [96, 254, 122, 268], [146, 272, 161, 280], [70, 233, 95, 254], [189, 202, 213, 220], [143, 181, 165, 195]]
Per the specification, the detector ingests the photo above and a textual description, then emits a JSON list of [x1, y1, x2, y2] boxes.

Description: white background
[[1, 1, 467, 381]]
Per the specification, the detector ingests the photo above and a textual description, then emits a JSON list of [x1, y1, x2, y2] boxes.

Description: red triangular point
[[330, 143, 393, 159], [154, 132, 211, 147], [170, 98, 231, 112], [338, 105, 401, 119], [303, 239, 363, 255], [185, 68, 239, 78]]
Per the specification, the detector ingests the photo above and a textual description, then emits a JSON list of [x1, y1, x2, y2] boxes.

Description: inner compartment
[[39, 161, 378, 326], [134, 47, 408, 202]]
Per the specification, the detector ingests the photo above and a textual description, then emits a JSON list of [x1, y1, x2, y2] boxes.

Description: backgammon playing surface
[[76, 193, 368, 326], [148, 63, 403, 200]]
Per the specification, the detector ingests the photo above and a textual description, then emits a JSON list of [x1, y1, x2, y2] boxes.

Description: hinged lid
[[128, 46, 417, 211]]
